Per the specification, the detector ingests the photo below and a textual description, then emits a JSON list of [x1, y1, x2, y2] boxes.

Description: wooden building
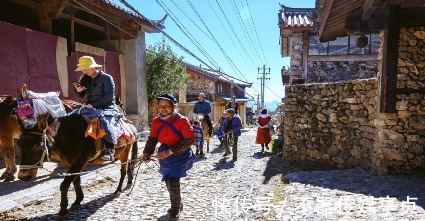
[[0, 0, 162, 129], [178, 62, 252, 127]]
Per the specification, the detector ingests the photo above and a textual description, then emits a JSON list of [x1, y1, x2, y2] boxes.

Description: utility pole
[[256, 94, 260, 114], [257, 65, 270, 110]]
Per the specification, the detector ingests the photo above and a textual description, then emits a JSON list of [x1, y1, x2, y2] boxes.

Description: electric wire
[[243, 0, 269, 66], [157, 0, 220, 70], [213, 0, 261, 67], [206, 1, 257, 74], [117, 0, 258, 99], [230, 0, 264, 65]]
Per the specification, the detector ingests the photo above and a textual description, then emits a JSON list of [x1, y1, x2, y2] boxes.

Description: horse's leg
[[206, 139, 210, 153], [69, 175, 83, 211], [126, 142, 138, 188], [0, 136, 16, 181], [58, 162, 86, 219], [114, 145, 131, 197]]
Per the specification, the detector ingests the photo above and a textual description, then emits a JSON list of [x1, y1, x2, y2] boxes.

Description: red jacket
[[149, 114, 195, 146]]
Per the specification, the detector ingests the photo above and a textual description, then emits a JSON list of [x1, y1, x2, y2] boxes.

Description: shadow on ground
[[262, 156, 425, 209]]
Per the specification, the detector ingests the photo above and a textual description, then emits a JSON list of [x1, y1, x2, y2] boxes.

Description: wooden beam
[[400, 7, 425, 27], [362, 0, 382, 21], [380, 4, 400, 113], [39, 0, 52, 33], [307, 54, 379, 62], [11, 0, 40, 9], [60, 13, 106, 32], [401, 0, 425, 7], [68, 0, 137, 33], [302, 31, 308, 79], [70, 5, 74, 52], [396, 88, 425, 95], [52, 0, 68, 18], [318, 0, 335, 40]]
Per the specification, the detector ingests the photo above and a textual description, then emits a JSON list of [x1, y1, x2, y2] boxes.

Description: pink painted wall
[[0, 21, 122, 101], [0, 22, 29, 97], [26, 30, 61, 93]]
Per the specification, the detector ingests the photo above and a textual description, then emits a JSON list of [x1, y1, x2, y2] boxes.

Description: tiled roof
[[181, 61, 252, 87], [278, 4, 315, 28], [80, 0, 159, 31]]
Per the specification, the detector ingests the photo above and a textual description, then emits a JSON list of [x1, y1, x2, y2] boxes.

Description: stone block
[[316, 113, 327, 122]]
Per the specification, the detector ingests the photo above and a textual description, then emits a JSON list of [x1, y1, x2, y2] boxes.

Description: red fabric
[[256, 116, 272, 144], [149, 114, 195, 146]]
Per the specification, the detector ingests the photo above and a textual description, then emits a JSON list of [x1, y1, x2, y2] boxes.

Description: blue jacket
[[75, 70, 116, 109], [193, 100, 211, 115], [222, 115, 242, 137]]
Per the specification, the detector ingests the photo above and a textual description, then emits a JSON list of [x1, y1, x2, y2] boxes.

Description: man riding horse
[[193, 93, 213, 137]]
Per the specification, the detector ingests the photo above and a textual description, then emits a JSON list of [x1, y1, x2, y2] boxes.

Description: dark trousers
[[224, 134, 238, 158], [204, 115, 213, 135], [166, 177, 181, 209]]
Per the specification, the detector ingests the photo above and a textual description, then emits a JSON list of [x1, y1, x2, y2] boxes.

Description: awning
[[215, 94, 252, 102]]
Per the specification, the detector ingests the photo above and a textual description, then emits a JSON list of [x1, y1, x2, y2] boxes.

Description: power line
[[266, 85, 282, 100], [230, 0, 264, 65], [213, 0, 260, 68], [119, 0, 256, 99], [243, 0, 269, 66], [157, 0, 220, 69], [206, 1, 257, 73], [185, 0, 250, 83]]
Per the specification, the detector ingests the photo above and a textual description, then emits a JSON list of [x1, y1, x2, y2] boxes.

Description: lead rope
[[227, 131, 234, 147]]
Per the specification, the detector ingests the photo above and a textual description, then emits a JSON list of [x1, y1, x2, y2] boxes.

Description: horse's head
[[196, 113, 205, 121], [17, 114, 53, 182]]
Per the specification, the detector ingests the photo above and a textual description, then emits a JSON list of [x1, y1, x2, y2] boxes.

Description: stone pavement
[[1, 128, 425, 220]]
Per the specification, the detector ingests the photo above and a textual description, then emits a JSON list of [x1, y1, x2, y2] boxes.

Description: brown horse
[[0, 84, 80, 181], [0, 96, 20, 181], [17, 112, 138, 219], [195, 113, 211, 153]]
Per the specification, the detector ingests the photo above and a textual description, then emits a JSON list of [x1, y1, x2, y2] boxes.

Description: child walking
[[192, 120, 204, 157]]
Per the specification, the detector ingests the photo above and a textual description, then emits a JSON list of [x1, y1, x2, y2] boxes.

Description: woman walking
[[256, 109, 273, 152], [143, 94, 196, 220]]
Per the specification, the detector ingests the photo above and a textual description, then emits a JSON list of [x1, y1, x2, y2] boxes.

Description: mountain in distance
[[246, 100, 280, 112], [264, 100, 279, 111]]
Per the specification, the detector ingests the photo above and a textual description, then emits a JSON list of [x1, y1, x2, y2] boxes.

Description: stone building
[[279, 4, 380, 85], [178, 62, 252, 127], [280, 0, 425, 174], [0, 0, 161, 130]]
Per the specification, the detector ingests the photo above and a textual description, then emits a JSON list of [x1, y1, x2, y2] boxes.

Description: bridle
[[19, 131, 52, 170]]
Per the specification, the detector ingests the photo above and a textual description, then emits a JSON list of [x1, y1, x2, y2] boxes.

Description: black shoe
[[168, 208, 180, 220], [101, 148, 115, 161], [222, 153, 229, 157], [233, 157, 237, 161]]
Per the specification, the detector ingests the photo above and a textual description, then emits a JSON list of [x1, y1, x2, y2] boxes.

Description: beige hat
[[75, 56, 103, 71]]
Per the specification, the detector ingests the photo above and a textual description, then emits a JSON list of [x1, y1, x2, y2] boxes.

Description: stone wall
[[289, 32, 304, 80], [306, 60, 379, 83], [284, 79, 378, 169], [372, 27, 425, 174]]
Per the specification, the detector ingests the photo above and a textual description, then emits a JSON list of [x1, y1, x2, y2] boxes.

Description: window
[[308, 33, 379, 55]]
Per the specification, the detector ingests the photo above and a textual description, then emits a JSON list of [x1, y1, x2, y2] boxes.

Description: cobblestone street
[[1, 129, 425, 220]]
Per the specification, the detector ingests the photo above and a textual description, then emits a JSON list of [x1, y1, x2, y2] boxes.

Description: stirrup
[[101, 149, 115, 161]]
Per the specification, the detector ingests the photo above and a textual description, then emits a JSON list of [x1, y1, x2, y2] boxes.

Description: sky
[[114, 0, 315, 104]]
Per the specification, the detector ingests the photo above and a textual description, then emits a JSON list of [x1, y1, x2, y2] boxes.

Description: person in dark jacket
[[222, 108, 242, 161], [193, 93, 213, 136], [73, 56, 121, 161], [143, 94, 196, 220]]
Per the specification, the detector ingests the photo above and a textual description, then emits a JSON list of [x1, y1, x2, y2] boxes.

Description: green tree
[[146, 43, 188, 104]]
